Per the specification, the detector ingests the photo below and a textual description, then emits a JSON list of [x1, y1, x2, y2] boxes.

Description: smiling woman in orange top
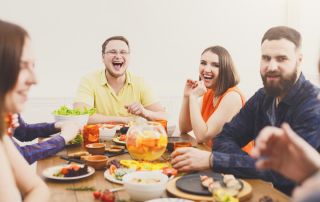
[[179, 46, 253, 152]]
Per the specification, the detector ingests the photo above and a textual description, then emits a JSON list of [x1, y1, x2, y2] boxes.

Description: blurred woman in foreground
[[0, 19, 49, 201]]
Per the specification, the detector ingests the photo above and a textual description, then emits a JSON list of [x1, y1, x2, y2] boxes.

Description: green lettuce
[[53, 106, 96, 116]]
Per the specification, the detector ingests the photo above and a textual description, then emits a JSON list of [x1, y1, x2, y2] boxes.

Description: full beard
[[261, 68, 298, 98]]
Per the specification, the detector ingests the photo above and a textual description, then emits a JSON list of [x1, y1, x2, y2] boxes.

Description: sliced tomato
[[70, 164, 80, 171], [119, 134, 126, 141], [61, 167, 69, 175], [109, 164, 117, 175]]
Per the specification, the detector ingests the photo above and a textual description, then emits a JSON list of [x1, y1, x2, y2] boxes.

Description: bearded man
[[170, 26, 320, 195], [73, 36, 167, 124]]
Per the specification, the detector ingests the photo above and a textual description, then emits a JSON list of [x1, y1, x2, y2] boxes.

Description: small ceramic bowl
[[84, 155, 108, 170], [85, 143, 106, 155]]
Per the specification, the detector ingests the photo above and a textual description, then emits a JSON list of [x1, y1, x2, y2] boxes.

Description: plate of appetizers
[[166, 170, 252, 201], [42, 164, 95, 181]]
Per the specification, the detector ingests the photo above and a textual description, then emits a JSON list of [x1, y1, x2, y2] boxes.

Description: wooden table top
[[37, 138, 290, 202]]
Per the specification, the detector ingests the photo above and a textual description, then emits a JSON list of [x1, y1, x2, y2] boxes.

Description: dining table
[[37, 134, 290, 202]]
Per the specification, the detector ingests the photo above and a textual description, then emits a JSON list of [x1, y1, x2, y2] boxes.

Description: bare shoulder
[[220, 91, 242, 106]]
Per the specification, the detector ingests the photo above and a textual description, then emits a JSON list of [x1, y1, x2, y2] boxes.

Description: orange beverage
[[82, 124, 100, 147], [155, 120, 168, 133], [173, 141, 192, 150]]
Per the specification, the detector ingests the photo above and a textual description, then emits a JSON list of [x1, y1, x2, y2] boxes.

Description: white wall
[[1, 0, 319, 124]]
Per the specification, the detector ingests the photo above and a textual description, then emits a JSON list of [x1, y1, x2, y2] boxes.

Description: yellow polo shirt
[[74, 69, 157, 117]]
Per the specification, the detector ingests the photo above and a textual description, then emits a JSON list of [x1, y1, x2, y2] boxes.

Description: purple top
[[12, 115, 65, 164]]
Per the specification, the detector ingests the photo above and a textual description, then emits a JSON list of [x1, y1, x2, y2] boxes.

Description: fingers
[[281, 123, 305, 148], [125, 103, 145, 116], [171, 153, 191, 170], [251, 126, 284, 158], [171, 147, 190, 158], [186, 79, 198, 88], [10, 113, 20, 128], [255, 157, 274, 170]]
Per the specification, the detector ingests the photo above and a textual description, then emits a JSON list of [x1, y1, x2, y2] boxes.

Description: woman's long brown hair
[[201, 46, 239, 97], [0, 20, 28, 137]]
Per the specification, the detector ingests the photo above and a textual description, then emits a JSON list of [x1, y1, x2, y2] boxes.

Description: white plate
[[42, 164, 95, 181], [104, 169, 123, 184], [104, 168, 136, 184], [146, 198, 193, 202]]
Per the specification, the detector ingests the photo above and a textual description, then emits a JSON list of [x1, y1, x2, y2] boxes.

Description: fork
[[108, 187, 125, 192]]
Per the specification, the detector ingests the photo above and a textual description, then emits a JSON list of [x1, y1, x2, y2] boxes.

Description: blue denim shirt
[[212, 73, 320, 195], [12, 116, 65, 164]]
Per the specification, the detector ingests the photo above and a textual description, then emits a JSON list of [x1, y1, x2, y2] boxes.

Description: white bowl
[[122, 171, 168, 201], [99, 124, 121, 141], [54, 114, 89, 128]]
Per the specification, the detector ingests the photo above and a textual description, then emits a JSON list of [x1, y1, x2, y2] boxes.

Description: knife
[[60, 155, 85, 164]]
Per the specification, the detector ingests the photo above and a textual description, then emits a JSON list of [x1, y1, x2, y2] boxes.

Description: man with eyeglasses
[[74, 36, 167, 124]]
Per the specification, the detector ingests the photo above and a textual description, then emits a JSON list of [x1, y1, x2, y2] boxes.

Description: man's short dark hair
[[101, 36, 129, 54], [261, 26, 301, 49]]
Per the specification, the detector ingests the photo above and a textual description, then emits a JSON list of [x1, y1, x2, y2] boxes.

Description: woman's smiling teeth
[[203, 74, 213, 80]]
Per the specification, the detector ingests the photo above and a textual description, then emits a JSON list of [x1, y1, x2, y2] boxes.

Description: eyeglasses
[[104, 49, 130, 56]]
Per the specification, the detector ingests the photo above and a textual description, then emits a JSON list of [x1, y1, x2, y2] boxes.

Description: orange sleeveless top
[[201, 86, 254, 153]]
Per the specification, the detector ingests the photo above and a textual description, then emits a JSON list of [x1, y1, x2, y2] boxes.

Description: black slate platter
[[175, 170, 223, 196]]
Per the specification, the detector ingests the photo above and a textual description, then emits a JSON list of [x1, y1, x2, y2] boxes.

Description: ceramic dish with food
[[122, 171, 169, 201], [84, 155, 108, 170], [42, 164, 95, 181], [85, 143, 106, 155], [105, 145, 125, 153]]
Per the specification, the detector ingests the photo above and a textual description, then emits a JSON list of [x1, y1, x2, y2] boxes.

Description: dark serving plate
[[176, 170, 223, 196]]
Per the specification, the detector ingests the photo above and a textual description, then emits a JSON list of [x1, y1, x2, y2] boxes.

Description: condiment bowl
[[86, 143, 105, 155]]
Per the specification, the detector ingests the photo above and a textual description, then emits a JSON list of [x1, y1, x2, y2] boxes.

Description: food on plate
[[105, 145, 125, 153], [105, 159, 173, 183], [200, 175, 215, 188], [120, 160, 171, 171], [130, 177, 161, 184], [109, 167, 134, 181], [107, 159, 121, 168], [200, 174, 242, 197], [113, 133, 126, 142], [68, 151, 90, 158], [53, 164, 89, 177], [105, 148, 122, 153]]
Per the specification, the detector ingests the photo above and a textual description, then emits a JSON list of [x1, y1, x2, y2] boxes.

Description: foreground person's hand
[[55, 121, 81, 144], [292, 171, 320, 202], [252, 123, 320, 183], [171, 147, 211, 172]]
